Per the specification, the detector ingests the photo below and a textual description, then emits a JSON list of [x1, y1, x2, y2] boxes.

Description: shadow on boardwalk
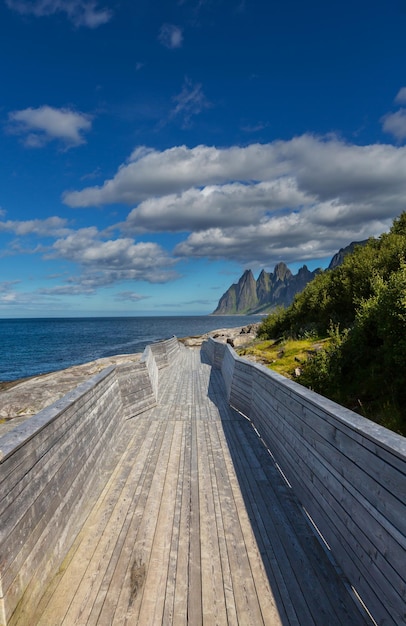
[[202, 350, 371, 626]]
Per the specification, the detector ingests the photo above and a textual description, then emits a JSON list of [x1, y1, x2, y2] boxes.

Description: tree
[[258, 212, 406, 434]]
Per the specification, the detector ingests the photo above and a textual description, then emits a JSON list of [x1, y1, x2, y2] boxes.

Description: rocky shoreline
[[179, 322, 259, 347], [0, 324, 259, 435]]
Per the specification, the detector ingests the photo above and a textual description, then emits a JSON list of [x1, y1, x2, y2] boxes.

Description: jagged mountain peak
[[212, 242, 367, 315], [273, 262, 292, 281], [212, 262, 317, 315], [328, 241, 368, 270]]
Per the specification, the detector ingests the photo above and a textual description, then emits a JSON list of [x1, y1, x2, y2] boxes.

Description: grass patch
[[238, 335, 406, 435], [237, 337, 329, 379]]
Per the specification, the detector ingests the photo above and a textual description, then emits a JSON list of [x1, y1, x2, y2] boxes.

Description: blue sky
[[1, 0, 406, 317]]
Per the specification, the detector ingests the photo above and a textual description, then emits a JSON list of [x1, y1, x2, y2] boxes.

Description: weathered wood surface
[[150, 336, 181, 369], [10, 348, 371, 625], [204, 338, 406, 626], [116, 361, 156, 418], [0, 368, 127, 624]]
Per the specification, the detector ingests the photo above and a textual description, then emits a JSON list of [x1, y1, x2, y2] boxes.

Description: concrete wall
[[0, 337, 182, 626], [202, 337, 406, 626]]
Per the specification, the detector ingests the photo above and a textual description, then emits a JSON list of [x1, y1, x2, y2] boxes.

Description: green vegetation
[[256, 212, 406, 436], [238, 337, 330, 378]]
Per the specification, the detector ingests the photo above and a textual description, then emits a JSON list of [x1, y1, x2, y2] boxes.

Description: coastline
[[0, 324, 258, 434]]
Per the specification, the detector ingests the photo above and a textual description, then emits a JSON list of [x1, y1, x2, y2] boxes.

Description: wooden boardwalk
[[20, 348, 370, 625]]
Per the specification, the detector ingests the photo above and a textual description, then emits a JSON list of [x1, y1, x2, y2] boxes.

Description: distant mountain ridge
[[212, 263, 318, 315], [327, 240, 368, 270], [212, 241, 367, 315]]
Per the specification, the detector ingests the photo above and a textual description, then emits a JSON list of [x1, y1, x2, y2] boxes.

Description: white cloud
[[381, 109, 406, 141], [158, 24, 183, 49], [0, 281, 58, 309], [48, 228, 179, 283], [0, 216, 70, 236], [7, 106, 93, 149], [5, 0, 112, 28], [63, 142, 280, 206], [0, 218, 179, 288], [64, 135, 406, 211], [62, 134, 406, 267], [122, 179, 310, 233], [395, 87, 406, 104], [174, 209, 388, 267]]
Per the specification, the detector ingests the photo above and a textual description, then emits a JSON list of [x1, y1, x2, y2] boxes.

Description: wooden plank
[[3, 399, 124, 620], [9, 342, 388, 626], [256, 378, 406, 528], [2, 398, 122, 589], [93, 419, 172, 625], [197, 420, 228, 625], [161, 419, 187, 624], [225, 416, 370, 626], [202, 407, 239, 625], [0, 370, 117, 489], [22, 417, 148, 625], [215, 418, 291, 626], [107, 420, 176, 625], [61, 419, 158, 626], [8, 417, 134, 626], [172, 420, 191, 625], [251, 382, 402, 552], [135, 421, 183, 625], [252, 367, 406, 482], [186, 413, 203, 625], [250, 389, 405, 618], [207, 415, 265, 625]]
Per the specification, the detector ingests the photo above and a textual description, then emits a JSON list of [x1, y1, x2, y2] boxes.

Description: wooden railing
[[202, 337, 406, 625], [1, 334, 404, 625], [0, 336, 182, 626]]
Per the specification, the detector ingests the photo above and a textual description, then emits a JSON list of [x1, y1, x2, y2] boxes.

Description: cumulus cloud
[[158, 24, 183, 49], [381, 109, 406, 141], [381, 88, 406, 142], [0, 218, 179, 292], [63, 142, 280, 206], [5, 0, 112, 28], [7, 106, 93, 149], [39, 273, 157, 295], [64, 135, 406, 210], [47, 227, 179, 283], [174, 208, 389, 267], [62, 134, 406, 266], [395, 87, 406, 104], [0, 216, 70, 237], [122, 179, 310, 233]]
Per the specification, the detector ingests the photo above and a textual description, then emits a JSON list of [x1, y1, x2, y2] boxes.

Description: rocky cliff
[[328, 240, 368, 270], [212, 262, 318, 315], [213, 241, 367, 315]]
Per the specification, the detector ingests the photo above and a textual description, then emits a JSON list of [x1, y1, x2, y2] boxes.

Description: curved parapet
[[202, 336, 406, 625], [0, 336, 184, 626]]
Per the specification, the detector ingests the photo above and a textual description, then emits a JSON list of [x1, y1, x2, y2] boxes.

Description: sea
[[0, 316, 258, 382]]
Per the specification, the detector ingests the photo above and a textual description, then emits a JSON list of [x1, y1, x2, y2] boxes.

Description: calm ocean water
[[0, 316, 257, 382]]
